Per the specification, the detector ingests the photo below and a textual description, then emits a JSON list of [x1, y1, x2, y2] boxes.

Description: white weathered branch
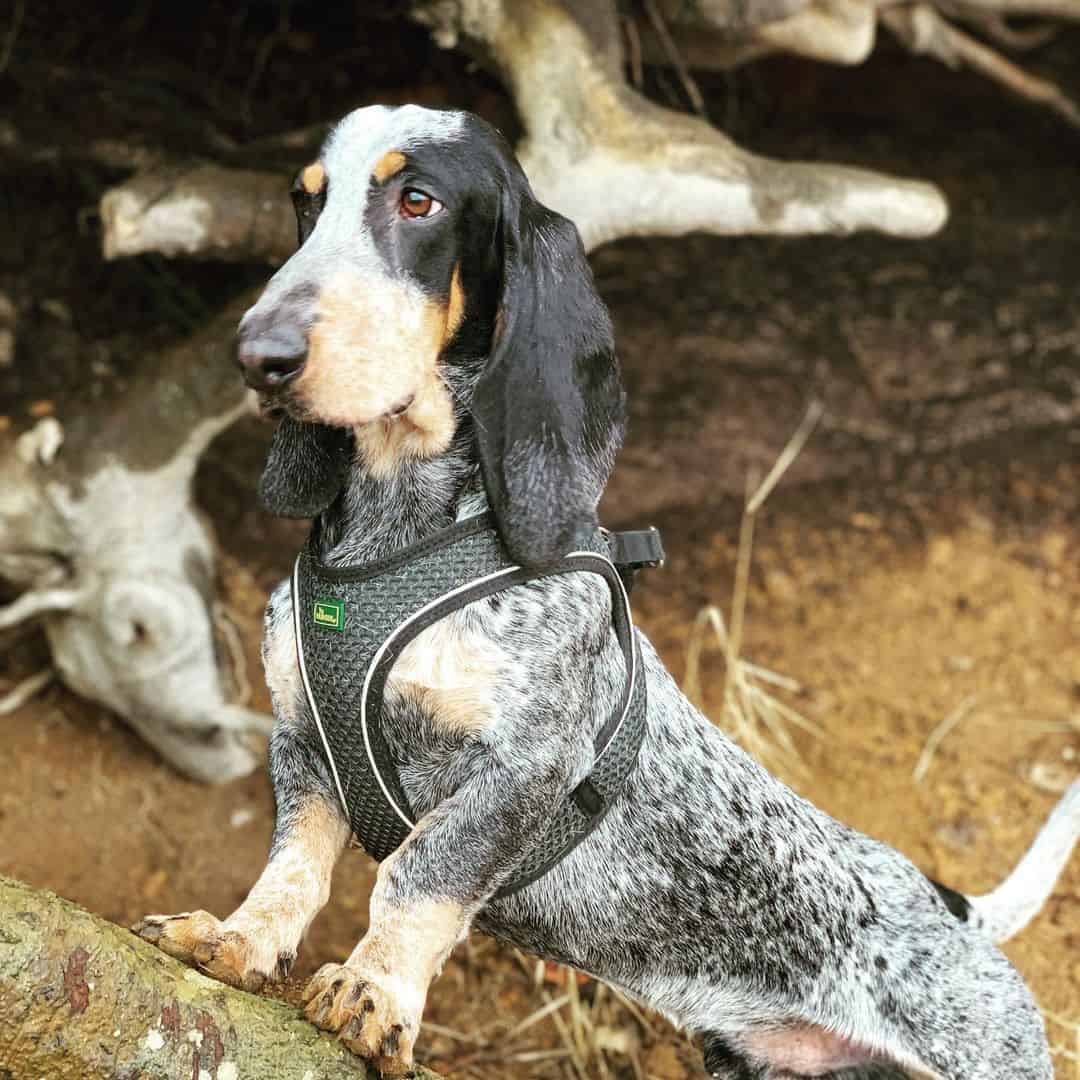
[[0, 295, 270, 784], [101, 164, 296, 263], [97, 0, 951, 266], [90, 0, 1080, 263], [942, 10, 1060, 49], [616, 0, 1080, 128], [0, 668, 55, 715], [0, 587, 83, 631], [934, 0, 1080, 19], [414, 0, 948, 248], [751, 0, 878, 63]]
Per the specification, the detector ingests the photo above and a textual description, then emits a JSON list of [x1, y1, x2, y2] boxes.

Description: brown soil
[[2, 5, 1079, 1079]]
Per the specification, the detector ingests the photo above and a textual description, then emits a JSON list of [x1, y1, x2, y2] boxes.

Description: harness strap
[[292, 514, 654, 897]]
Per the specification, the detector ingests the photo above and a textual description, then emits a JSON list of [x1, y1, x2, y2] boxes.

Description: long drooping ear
[[257, 417, 352, 518], [473, 188, 625, 567]]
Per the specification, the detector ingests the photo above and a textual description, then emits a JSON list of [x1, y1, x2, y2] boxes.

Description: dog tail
[[964, 777, 1080, 944]]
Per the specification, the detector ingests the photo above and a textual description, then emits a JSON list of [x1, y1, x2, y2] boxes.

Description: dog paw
[[132, 911, 289, 993], [303, 962, 419, 1076]]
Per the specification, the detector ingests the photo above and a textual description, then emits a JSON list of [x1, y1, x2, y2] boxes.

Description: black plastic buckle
[[607, 527, 665, 572], [572, 778, 605, 817]]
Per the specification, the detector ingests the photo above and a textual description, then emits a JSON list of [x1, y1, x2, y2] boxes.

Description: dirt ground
[[1, 5, 1079, 1079]]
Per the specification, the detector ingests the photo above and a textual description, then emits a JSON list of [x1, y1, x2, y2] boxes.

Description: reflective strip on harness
[[292, 555, 353, 822], [291, 515, 649, 897]]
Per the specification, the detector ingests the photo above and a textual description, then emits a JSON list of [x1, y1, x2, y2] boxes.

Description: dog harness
[[291, 512, 663, 897]]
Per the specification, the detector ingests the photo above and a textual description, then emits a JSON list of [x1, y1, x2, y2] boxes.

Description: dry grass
[[1044, 1009, 1080, 1079], [683, 402, 823, 768], [212, 599, 253, 705], [912, 694, 981, 784], [424, 942, 688, 1080]]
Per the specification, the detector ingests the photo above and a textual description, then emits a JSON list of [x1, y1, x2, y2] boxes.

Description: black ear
[[257, 417, 352, 518], [473, 187, 625, 567]]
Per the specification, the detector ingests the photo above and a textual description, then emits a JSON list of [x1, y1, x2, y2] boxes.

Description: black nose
[[236, 323, 307, 392]]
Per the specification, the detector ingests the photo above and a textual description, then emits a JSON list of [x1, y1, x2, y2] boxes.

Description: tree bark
[[0, 876, 444, 1080]]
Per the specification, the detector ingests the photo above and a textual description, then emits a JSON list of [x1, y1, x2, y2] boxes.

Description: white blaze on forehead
[[264, 105, 467, 289], [242, 105, 466, 333], [323, 104, 466, 171], [318, 105, 466, 238]]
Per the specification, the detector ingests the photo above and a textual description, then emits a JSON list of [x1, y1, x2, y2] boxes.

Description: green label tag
[[312, 597, 345, 632]]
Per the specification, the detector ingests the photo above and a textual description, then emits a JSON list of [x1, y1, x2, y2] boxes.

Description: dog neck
[[314, 423, 482, 569]]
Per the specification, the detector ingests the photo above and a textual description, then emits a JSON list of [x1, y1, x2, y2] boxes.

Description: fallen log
[[0, 875, 445, 1080]]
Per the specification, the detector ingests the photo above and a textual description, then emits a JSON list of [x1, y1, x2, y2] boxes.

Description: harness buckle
[[607, 526, 665, 571]]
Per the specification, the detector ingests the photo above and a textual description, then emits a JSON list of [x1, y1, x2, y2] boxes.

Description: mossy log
[[0, 876, 443, 1080]]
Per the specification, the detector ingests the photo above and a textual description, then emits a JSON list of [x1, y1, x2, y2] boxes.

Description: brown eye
[[400, 189, 443, 219]]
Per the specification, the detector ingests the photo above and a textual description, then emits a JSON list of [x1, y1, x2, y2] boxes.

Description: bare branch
[[101, 164, 295, 263], [753, 0, 878, 63], [0, 668, 54, 715], [883, 3, 1080, 130], [0, 587, 82, 631], [641, 0, 709, 116], [925, 0, 1080, 19], [941, 7, 1060, 48]]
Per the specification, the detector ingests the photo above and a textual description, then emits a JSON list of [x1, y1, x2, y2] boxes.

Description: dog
[[134, 104, 1080, 1079]]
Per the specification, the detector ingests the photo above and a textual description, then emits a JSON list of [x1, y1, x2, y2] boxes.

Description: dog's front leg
[[134, 721, 350, 989], [302, 728, 583, 1075]]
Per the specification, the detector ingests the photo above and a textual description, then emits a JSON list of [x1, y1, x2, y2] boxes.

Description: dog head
[[239, 104, 624, 566]]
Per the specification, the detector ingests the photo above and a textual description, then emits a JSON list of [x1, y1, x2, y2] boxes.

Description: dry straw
[[684, 400, 824, 766], [1043, 1008, 1080, 1079]]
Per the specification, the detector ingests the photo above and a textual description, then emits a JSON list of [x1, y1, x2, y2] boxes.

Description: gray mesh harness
[[291, 512, 661, 897]]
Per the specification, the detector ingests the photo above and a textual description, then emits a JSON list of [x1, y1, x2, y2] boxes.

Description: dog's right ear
[[257, 417, 351, 518], [472, 179, 625, 567]]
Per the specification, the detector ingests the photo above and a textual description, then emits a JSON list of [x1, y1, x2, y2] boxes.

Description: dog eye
[[400, 189, 443, 219]]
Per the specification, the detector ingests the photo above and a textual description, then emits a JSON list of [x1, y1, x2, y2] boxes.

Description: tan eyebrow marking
[[300, 163, 326, 195], [444, 264, 465, 347], [372, 151, 406, 184]]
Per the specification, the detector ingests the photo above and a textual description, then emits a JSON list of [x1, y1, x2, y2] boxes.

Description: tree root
[[96, 0, 949, 266], [883, 2, 1080, 129], [420, 0, 948, 247], [0, 295, 272, 783], [0, 668, 54, 716]]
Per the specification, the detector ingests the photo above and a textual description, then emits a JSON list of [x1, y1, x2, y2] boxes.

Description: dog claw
[[192, 941, 215, 965], [380, 1024, 403, 1058], [132, 909, 284, 994], [274, 951, 295, 981], [131, 918, 162, 943], [302, 962, 417, 1073]]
